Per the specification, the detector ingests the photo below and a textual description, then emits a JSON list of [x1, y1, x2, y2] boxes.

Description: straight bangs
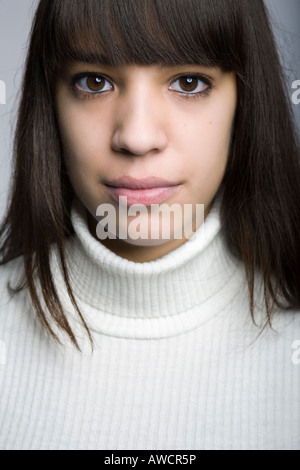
[[41, 0, 245, 75]]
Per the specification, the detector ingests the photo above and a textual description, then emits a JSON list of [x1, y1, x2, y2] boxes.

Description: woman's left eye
[[74, 75, 113, 94], [169, 75, 211, 96]]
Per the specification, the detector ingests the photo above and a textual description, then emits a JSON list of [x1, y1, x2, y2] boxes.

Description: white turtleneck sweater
[[0, 198, 299, 450]]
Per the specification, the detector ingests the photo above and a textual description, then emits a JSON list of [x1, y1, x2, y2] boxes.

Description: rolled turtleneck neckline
[[59, 197, 243, 339]]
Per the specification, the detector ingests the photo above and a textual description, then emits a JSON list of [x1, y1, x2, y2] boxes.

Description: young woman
[[0, 0, 299, 450]]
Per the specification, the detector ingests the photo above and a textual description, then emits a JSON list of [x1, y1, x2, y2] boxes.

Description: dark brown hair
[[1, 0, 299, 349]]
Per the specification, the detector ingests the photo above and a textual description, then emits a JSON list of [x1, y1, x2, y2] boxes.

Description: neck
[[53, 195, 242, 339]]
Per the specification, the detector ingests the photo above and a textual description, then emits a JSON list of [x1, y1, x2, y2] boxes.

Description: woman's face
[[55, 63, 237, 261]]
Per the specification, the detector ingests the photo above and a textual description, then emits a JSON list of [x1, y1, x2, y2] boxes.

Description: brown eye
[[178, 77, 199, 92], [169, 75, 210, 97], [86, 76, 106, 92], [75, 74, 113, 94]]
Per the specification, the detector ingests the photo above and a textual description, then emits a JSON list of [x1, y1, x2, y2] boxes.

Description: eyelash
[[71, 72, 213, 101], [172, 74, 212, 100]]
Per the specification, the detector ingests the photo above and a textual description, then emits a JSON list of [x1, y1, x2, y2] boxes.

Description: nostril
[[119, 148, 134, 156]]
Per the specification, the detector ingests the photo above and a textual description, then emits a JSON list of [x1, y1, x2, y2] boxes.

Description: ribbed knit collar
[[61, 197, 242, 339]]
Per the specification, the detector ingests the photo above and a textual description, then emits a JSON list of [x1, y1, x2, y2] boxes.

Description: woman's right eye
[[74, 74, 113, 94]]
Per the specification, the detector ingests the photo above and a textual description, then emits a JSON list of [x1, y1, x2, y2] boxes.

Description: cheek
[[183, 119, 231, 172], [179, 104, 235, 196], [58, 105, 109, 170], [56, 111, 98, 206], [195, 95, 234, 154]]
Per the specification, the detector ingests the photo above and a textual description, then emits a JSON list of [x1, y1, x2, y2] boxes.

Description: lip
[[104, 176, 182, 206], [104, 176, 179, 189]]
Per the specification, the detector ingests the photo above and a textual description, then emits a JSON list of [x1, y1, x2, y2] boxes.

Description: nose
[[111, 85, 168, 157]]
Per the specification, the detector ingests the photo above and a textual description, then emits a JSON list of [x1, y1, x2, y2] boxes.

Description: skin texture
[[55, 63, 237, 262]]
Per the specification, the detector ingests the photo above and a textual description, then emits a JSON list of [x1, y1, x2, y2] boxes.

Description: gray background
[[0, 0, 300, 221]]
